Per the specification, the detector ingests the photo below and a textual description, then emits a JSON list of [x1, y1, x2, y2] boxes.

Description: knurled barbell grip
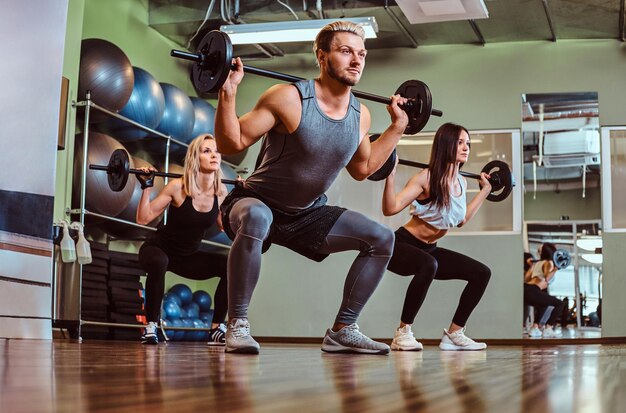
[[169, 49, 443, 117], [398, 159, 482, 180]]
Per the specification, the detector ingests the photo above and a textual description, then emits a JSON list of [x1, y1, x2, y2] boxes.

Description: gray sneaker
[[321, 323, 390, 355], [225, 319, 260, 354]]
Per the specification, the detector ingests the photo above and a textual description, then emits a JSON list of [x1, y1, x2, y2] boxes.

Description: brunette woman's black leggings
[[139, 243, 228, 324], [387, 227, 491, 327]]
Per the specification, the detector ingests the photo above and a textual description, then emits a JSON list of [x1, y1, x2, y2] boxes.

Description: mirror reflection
[[521, 92, 601, 339]]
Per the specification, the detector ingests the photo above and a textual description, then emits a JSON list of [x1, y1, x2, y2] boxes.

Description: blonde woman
[[136, 134, 229, 345]]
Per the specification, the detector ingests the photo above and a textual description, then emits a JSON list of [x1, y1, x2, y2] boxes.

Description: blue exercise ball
[[190, 97, 215, 137], [168, 283, 193, 306], [163, 292, 182, 307], [156, 83, 195, 143], [199, 311, 214, 324], [192, 290, 212, 312], [180, 318, 195, 341], [192, 318, 206, 341], [162, 318, 181, 341], [107, 67, 165, 141], [162, 300, 182, 320], [78, 38, 134, 121], [184, 302, 200, 319]]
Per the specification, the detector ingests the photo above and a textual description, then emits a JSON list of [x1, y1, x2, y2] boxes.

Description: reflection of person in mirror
[[382, 123, 492, 351], [523, 242, 565, 338]]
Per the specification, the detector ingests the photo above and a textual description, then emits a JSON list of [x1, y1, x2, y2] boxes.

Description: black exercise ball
[[156, 83, 195, 143], [104, 67, 165, 141], [78, 39, 134, 118], [73, 132, 134, 220]]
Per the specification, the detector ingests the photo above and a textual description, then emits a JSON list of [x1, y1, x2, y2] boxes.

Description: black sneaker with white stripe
[[207, 323, 226, 346]]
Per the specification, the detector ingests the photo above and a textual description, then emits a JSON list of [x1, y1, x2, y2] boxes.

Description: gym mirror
[[521, 92, 602, 339]]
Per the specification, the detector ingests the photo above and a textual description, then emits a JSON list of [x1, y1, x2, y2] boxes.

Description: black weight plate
[[367, 134, 397, 181], [107, 149, 130, 192], [481, 160, 514, 202], [191, 31, 234, 97], [395, 80, 433, 135], [553, 249, 571, 269]]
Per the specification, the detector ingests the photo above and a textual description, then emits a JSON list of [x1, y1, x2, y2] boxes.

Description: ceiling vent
[[395, 0, 489, 24]]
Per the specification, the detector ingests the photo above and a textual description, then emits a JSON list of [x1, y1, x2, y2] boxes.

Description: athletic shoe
[[543, 326, 556, 338], [321, 323, 390, 355], [207, 323, 227, 346], [141, 321, 158, 345], [439, 328, 486, 351], [225, 319, 260, 354], [528, 327, 543, 338], [391, 325, 423, 351], [554, 326, 563, 337]]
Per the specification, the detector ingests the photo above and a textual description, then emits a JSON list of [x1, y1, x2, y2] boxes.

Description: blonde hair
[[182, 134, 224, 197], [313, 20, 366, 58]]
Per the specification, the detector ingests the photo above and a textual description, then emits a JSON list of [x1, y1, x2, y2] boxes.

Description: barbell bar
[[89, 149, 237, 192], [170, 30, 442, 135], [366, 134, 515, 202]]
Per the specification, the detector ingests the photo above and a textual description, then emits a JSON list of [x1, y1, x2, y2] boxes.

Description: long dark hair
[[428, 123, 469, 210], [540, 242, 557, 261]]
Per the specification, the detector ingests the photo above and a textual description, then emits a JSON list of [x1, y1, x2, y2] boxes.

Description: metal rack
[[58, 93, 231, 341]]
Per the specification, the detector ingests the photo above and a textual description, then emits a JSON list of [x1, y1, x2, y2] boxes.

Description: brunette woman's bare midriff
[[403, 216, 448, 244]]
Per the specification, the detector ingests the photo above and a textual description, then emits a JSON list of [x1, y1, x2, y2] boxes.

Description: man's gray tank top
[[244, 79, 361, 212]]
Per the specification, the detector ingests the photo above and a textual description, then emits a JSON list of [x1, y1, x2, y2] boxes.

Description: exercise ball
[[156, 83, 195, 143], [73, 132, 134, 219], [101, 156, 165, 238], [104, 67, 165, 141], [163, 318, 184, 341], [190, 97, 215, 137], [168, 283, 193, 306], [184, 302, 200, 319], [199, 310, 215, 324], [78, 39, 134, 121], [162, 300, 182, 320], [163, 292, 182, 307], [192, 290, 212, 312]]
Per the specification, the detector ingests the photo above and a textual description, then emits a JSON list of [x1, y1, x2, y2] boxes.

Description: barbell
[[89, 149, 237, 192], [366, 134, 516, 202], [170, 30, 442, 135]]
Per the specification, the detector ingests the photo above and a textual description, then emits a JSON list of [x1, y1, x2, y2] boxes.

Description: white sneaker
[[141, 321, 158, 345], [553, 326, 563, 337], [391, 325, 423, 351], [542, 326, 556, 338], [439, 328, 486, 351], [321, 323, 390, 355], [528, 327, 542, 338], [225, 319, 260, 354]]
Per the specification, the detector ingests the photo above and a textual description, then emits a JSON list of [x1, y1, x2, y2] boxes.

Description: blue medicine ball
[[168, 283, 193, 306], [192, 290, 212, 312]]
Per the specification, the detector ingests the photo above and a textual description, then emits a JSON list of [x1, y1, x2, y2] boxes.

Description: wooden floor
[[1, 339, 625, 413]]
